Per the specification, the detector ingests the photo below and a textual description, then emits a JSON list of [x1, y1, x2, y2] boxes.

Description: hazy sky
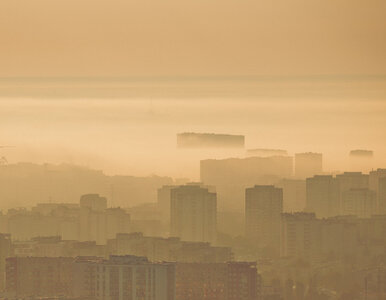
[[1, 0, 385, 77]]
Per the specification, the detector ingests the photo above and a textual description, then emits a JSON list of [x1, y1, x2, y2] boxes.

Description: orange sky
[[1, 0, 385, 77]]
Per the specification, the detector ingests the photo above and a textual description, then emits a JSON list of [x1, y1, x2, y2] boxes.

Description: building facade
[[245, 185, 283, 255], [170, 185, 217, 244]]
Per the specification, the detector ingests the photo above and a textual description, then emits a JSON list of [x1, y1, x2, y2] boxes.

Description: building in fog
[[6, 256, 74, 298], [170, 185, 217, 244], [306, 175, 339, 218], [200, 156, 292, 210], [342, 188, 376, 218], [177, 132, 245, 148], [320, 216, 359, 258], [5, 255, 259, 300], [280, 213, 320, 261], [349, 149, 374, 172], [6, 256, 175, 300], [0, 234, 11, 291], [245, 185, 283, 255], [79, 195, 130, 245], [369, 168, 386, 213], [80, 193, 107, 211], [158, 183, 215, 230], [157, 185, 176, 226], [91, 256, 175, 300], [336, 172, 369, 213], [281, 213, 359, 261], [107, 232, 232, 263], [294, 152, 322, 179], [1, 194, 131, 245], [175, 262, 258, 300]]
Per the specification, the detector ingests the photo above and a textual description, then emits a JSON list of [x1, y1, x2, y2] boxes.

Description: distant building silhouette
[[245, 185, 283, 256], [342, 188, 376, 218], [0, 234, 11, 291], [369, 168, 386, 213], [281, 213, 359, 261], [281, 213, 320, 261], [80, 193, 107, 211], [336, 171, 369, 212], [170, 185, 217, 244], [349, 149, 374, 172], [107, 232, 232, 263], [306, 175, 339, 218], [177, 132, 245, 148]]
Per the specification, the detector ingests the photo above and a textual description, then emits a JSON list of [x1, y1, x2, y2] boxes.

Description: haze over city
[[0, 0, 386, 299]]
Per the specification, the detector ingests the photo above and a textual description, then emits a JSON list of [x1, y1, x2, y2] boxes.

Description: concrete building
[[0, 234, 11, 291], [157, 185, 176, 226], [294, 152, 322, 179], [342, 188, 376, 218], [107, 232, 233, 263], [79, 195, 130, 245], [306, 175, 339, 218], [175, 262, 258, 300], [281, 213, 359, 261], [6, 257, 74, 298], [177, 132, 245, 148], [158, 183, 215, 229], [170, 185, 217, 244], [80, 193, 107, 212], [245, 185, 283, 255], [369, 169, 386, 213], [320, 217, 359, 258], [6, 256, 175, 300], [280, 213, 320, 261], [91, 256, 175, 300], [380, 177, 386, 215], [336, 172, 369, 213]]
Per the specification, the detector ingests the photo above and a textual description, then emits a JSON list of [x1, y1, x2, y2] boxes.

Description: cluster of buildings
[[0, 194, 131, 244], [1, 157, 386, 299], [306, 169, 386, 218], [5, 255, 259, 300]]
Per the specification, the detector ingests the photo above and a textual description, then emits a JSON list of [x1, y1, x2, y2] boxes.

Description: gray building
[[170, 185, 217, 244], [245, 185, 283, 256]]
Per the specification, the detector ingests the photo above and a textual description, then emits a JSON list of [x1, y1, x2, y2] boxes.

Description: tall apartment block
[[92, 256, 175, 300], [280, 213, 320, 261], [170, 185, 217, 244], [295, 152, 323, 179], [369, 168, 386, 213], [0, 233, 11, 291], [281, 213, 359, 261], [306, 175, 339, 218], [79, 194, 131, 244], [245, 185, 283, 255], [336, 172, 369, 212], [342, 188, 376, 217]]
